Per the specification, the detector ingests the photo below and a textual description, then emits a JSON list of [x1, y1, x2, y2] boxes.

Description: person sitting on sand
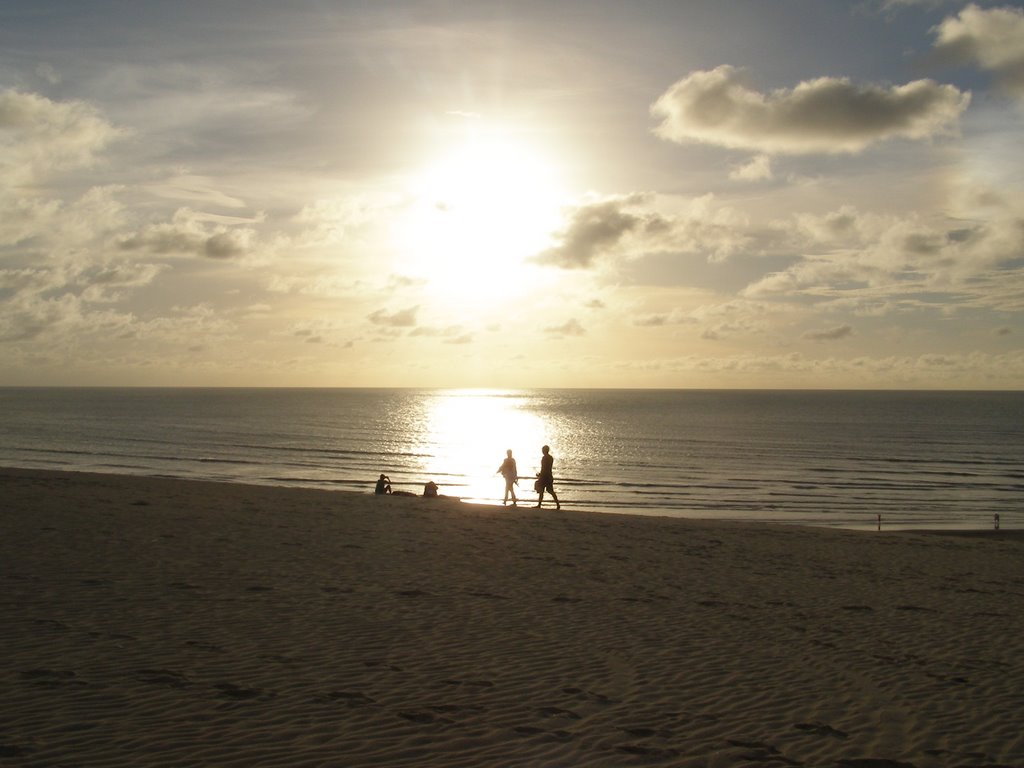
[[497, 449, 518, 506], [423, 480, 439, 498], [374, 474, 391, 495]]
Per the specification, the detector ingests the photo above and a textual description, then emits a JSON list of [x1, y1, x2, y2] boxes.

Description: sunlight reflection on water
[[413, 389, 549, 503]]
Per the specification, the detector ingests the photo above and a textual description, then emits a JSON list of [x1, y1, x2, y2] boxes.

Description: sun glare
[[414, 390, 548, 504], [393, 137, 566, 303]]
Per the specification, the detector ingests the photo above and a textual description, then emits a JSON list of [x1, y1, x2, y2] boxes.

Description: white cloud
[[0, 196, 62, 247], [0, 89, 123, 187], [118, 208, 256, 259], [613, 349, 1024, 387], [742, 196, 1024, 313], [804, 324, 855, 341], [291, 194, 379, 248], [367, 306, 419, 327], [651, 66, 969, 154], [932, 4, 1024, 99], [729, 154, 773, 182], [544, 318, 586, 337], [143, 174, 247, 209], [534, 194, 663, 269], [536, 192, 753, 269]]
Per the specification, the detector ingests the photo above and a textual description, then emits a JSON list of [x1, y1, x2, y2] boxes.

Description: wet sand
[[2, 467, 1022, 767]]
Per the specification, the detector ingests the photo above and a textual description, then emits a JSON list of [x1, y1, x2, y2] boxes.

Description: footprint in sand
[[399, 710, 446, 724], [441, 678, 494, 689], [794, 722, 848, 739], [33, 619, 69, 631], [21, 669, 82, 688], [467, 591, 510, 600], [363, 660, 403, 672], [318, 691, 376, 707], [726, 739, 801, 765], [616, 744, 681, 758], [536, 706, 581, 720], [562, 686, 615, 704], [619, 726, 670, 738], [136, 669, 191, 688], [185, 640, 224, 653], [395, 589, 432, 598], [514, 727, 574, 741], [214, 682, 265, 700]]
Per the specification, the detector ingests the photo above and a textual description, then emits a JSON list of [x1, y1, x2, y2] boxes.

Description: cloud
[[0, 196, 62, 247], [651, 65, 969, 154], [873, 0, 949, 12], [0, 252, 167, 342], [410, 324, 466, 339], [291, 194, 378, 248], [536, 192, 752, 269], [143, 174, 247, 209], [804, 324, 855, 341], [633, 308, 695, 327], [931, 4, 1024, 99], [203, 230, 250, 259], [534, 194, 665, 269], [118, 208, 255, 259], [544, 318, 586, 337], [742, 196, 1024, 313], [729, 154, 773, 182], [621, 350, 1024, 387], [0, 89, 122, 187], [367, 306, 418, 327]]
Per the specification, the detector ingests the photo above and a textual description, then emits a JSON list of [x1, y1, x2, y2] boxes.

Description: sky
[[2, 0, 1024, 389]]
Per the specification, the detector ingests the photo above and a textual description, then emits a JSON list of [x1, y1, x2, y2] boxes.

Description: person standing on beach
[[497, 449, 518, 506], [535, 445, 560, 510]]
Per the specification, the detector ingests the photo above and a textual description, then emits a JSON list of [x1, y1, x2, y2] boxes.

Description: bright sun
[[393, 137, 566, 303]]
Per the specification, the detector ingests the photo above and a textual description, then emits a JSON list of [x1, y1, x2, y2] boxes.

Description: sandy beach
[[1, 467, 1022, 767]]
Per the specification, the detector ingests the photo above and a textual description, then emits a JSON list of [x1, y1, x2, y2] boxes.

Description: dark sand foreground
[[2, 468, 1023, 767]]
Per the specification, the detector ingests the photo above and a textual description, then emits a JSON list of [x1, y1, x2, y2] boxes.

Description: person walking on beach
[[535, 444, 560, 510], [497, 449, 518, 506]]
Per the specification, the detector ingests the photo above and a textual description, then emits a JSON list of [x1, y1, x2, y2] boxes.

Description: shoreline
[[3, 466, 1023, 766], [2, 464, 1016, 534]]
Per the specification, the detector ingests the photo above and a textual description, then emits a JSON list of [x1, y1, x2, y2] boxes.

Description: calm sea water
[[1, 388, 1021, 529]]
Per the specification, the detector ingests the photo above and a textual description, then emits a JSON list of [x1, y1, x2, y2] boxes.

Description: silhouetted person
[[375, 474, 391, 495], [535, 444, 560, 510], [423, 480, 439, 498], [497, 449, 518, 506]]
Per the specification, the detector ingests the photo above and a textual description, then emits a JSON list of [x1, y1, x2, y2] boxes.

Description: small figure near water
[[497, 449, 518, 506], [423, 480, 439, 498], [535, 444, 560, 510], [375, 474, 391, 495]]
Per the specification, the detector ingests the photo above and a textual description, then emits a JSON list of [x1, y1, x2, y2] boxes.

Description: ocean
[[1, 387, 1021, 530]]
